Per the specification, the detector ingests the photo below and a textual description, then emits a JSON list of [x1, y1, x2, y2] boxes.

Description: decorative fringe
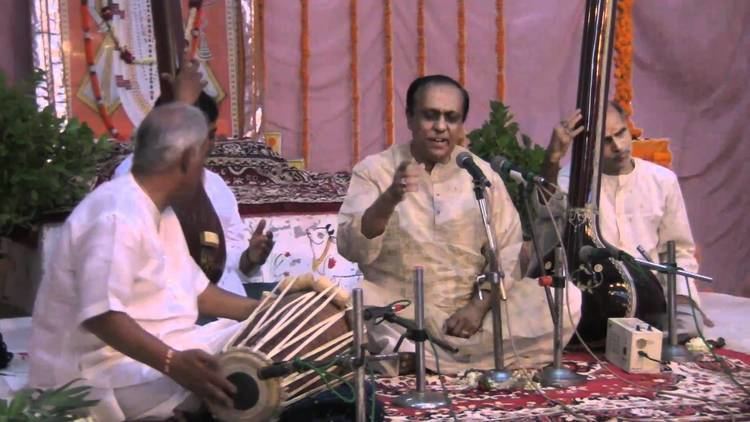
[[613, 0, 642, 138], [300, 0, 310, 164], [417, 0, 426, 77], [384, 0, 395, 147], [350, 0, 360, 164], [457, 0, 466, 86], [495, 0, 505, 100]]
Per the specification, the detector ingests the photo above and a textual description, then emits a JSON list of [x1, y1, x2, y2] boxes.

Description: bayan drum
[[209, 273, 354, 421]]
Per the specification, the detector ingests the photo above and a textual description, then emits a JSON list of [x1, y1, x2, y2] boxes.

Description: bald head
[[132, 103, 209, 175]]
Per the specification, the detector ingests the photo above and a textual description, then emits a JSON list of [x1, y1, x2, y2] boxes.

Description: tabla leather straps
[[173, 183, 227, 284]]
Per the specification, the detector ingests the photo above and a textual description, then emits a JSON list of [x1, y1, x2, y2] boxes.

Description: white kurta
[[115, 154, 258, 296], [544, 158, 701, 305], [28, 174, 239, 420], [337, 144, 581, 373]]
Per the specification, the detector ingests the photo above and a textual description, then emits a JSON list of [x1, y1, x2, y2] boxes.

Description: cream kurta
[[338, 144, 581, 373]]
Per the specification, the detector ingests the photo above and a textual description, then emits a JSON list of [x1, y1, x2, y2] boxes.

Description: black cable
[[426, 333, 458, 422], [637, 350, 668, 365]]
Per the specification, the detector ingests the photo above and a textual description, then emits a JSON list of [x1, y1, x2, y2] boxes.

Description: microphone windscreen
[[456, 151, 472, 168], [490, 155, 509, 174]]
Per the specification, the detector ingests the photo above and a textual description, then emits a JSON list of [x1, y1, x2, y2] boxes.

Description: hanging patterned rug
[[376, 350, 750, 421]]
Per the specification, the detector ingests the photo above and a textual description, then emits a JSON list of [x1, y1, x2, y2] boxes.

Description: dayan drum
[[209, 273, 354, 422]]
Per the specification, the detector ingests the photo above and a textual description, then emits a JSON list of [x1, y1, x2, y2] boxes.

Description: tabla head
[[209, 348, 284, 422]]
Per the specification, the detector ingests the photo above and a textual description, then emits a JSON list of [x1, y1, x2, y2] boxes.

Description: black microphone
[[490, 155, 549, 186], [257, 361, 297, 380], [363, 302, 409, 321], [578, 245, 625, 263], [456, 152, 491, 187]]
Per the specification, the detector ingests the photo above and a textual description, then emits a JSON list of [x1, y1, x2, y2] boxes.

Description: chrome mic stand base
[[540, 247, 586, 388], [661, 344, 693, 363], [539, 365, 586, 388], [393, 391, 450, 409]]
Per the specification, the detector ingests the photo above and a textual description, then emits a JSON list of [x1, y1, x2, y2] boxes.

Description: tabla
[[209, 273, 354, 421]]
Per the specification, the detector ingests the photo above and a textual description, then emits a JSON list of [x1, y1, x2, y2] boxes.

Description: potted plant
[[0, 380, 98, 421], [0, 70, 111, 247], [467, 101, 546, 238]]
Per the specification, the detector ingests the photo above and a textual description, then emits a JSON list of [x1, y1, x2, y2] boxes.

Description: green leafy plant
[[0, 70, 111, 237], [467, 101, 546, 237], [0, 380, 98, 421]]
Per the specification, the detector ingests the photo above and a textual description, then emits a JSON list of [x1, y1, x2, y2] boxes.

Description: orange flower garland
[[300, 0, 310, 165], [256, 0, 265, 124], [80, 1, 123, 140], [384, 0, 395, 147], [613, 0, 642, 138], [80, 1, 202, 140], [457, 0, 467, 86], [186, 0, 203, 59], [417, 0, 426, 76], [350, 0, 360, 164], [495, 0, 505, 100]]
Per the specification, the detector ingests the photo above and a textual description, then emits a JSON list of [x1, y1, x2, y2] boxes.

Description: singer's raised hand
[[386, 160, 422, 203]]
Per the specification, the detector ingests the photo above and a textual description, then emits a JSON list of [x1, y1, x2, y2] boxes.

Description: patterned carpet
[[376, 349, 750, 421]]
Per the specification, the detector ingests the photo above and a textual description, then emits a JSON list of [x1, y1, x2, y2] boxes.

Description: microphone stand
[[613, 241, 711, 362], [658, 241, 694, 362], [470, 179, 514, 388], [393, 267, 450, 409], [538, 246, 586, 387], [352, 288, 367, 422], [519, 184, 557, 324]]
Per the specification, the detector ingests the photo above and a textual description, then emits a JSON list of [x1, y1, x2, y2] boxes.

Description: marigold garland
[[417, 0, 426, 76], [384, 0, 395, 147], [613, 0, 642, 138], [350, 0, 360, 164], [495, 0, 505, 100], [300, 0, 310, 164], [81, 0, 123, 140], [185, 0, 203, 59], [457, 0, 467, 86], [80, 0, 202, 140]]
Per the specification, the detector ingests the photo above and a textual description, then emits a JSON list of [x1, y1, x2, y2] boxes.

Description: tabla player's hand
[[386, 160, 422, 203], [169, 349, 236, 409], [246, 219, 274, 267], [444, 303, 485, 338], [548, 109, 584, 164]]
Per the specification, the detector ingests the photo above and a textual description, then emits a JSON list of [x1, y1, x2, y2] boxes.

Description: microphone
[[578, 245, 625, 263], [456, 152, 491, 187], [363, 302, 409, 321], [490, 156, 549, 187]]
